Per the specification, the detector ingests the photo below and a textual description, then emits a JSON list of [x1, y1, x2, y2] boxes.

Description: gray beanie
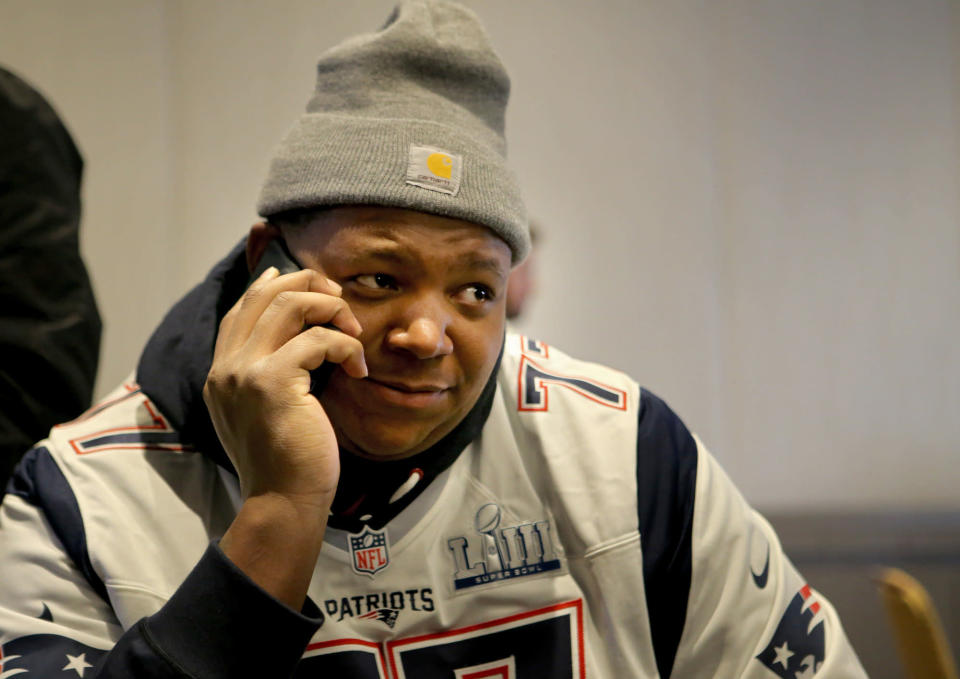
[[256, 0, 529, 263]]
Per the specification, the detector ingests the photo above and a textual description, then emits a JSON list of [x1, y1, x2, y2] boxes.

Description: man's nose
[[386, 306, 454, 360]]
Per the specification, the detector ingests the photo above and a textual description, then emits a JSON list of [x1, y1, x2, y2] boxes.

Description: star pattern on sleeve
[[772, 641, 794, 669], [755, 585, 826, 677], [1, 632, 107, 675], [62, 652, 93, 676]]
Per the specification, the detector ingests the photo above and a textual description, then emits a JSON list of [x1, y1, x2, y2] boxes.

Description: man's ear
[[245, 222, 282, 274]]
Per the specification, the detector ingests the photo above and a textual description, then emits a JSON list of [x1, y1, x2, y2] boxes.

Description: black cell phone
[[248, 238, 337, 394], [249, 238, 302, 281]]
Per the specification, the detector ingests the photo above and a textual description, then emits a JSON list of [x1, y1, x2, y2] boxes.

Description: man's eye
[[456, 284, 495, 305], [355, 273, 397, 290]]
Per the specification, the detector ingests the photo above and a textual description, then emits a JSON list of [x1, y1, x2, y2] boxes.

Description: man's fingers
[[275, 326, 368, 379], [214, 265, 280, 355], [218, 269, 346, 352], [309, 273, 342, 297], [243, 290, 363, 357]]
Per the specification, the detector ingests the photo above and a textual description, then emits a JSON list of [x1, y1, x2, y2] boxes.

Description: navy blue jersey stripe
[[635, 389, 697, 679], [80, 431, 183, 449], [4, 446, 108, 602]]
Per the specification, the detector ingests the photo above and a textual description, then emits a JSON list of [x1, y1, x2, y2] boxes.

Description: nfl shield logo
[[350, 526, 390, 577]]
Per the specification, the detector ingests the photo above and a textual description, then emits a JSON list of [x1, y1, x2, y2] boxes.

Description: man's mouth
[[364, 377, 451, 407], [369, 378, 448, 393]]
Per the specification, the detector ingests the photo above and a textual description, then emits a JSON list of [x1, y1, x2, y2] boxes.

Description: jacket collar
[[137, 240, 249, 472]]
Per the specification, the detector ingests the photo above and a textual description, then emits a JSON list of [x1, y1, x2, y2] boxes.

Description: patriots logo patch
[[358, 608, 400, 629], [756, 584, 826, 677]]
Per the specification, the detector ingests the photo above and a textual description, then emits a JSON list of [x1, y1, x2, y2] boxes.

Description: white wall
[[1, 0, 957, 511], [0, 0, 176, 393]]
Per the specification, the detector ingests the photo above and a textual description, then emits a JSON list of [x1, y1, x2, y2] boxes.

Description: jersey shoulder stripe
[[635, 388, 698, 679], [5, 445, 108, 602]]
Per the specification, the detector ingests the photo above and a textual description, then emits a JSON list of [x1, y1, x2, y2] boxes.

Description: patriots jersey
[[0, 334, 867, 678]]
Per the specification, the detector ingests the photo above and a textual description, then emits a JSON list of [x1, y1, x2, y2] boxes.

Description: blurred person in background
[[0, 67, 101, 491]]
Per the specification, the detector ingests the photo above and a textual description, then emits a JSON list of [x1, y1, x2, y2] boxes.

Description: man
[[0, 2, 867, 677]]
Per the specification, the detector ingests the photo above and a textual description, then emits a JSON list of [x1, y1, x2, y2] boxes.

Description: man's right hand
[[202, 264, 366, 608]]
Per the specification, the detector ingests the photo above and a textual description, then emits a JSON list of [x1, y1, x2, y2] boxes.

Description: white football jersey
[[0, 334, 866, 678]]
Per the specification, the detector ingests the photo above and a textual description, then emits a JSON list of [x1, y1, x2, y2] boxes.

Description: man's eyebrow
[[334, 244, 508, 279], [457, 253, 509, 279], [336, 246, 413, 266]]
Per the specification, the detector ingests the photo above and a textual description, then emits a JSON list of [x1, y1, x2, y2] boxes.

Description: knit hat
[[256, 0, 530, 263]]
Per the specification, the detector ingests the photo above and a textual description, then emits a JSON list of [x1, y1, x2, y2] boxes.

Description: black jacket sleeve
[[97, 543, 325, 678]]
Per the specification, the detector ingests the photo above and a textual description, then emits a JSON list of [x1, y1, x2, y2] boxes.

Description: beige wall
[[1, 0, 957, 511], [1, 0, 176, 402]]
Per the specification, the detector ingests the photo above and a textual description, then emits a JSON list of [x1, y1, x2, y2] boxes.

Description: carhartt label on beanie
[[405, 145, 462, 196], [256, 0, 530, 263]]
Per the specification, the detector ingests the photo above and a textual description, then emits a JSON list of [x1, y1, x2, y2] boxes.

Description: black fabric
[[5, 445, 108, 602], [0, 67, 102, 490], [635, 388, 698, 679], [142, 542, 323, 679], [95, 619, 191, 678], [136, 240, 250, 473]]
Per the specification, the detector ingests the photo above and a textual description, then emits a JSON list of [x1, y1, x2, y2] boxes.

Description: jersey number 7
[[296, 600, 585, 678], [518, 355, 627, 412]]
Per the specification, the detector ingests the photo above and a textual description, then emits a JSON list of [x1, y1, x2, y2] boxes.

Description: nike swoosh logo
[[751, 547, 770, 589]]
